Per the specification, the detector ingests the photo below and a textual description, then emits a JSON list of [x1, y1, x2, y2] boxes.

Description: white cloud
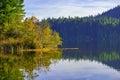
[[24, 0, 120, 19]]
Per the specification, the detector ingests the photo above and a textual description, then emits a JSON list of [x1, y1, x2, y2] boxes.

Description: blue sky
[[24, 0, 120, 19]]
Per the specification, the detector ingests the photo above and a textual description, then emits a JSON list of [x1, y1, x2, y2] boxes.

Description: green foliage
[[0, 0, 26, 53], [22, 18, 62, 49], [98, 17, 120, 26], [0, 0, 25, 26], [51, 31, 62, 47], [46, 16, 120, 48], [39, 20, 62, 48], [0, 0, 62, 52], [0, 0, 25, 40]]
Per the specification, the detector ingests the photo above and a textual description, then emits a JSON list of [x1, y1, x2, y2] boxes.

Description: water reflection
[[38, 50, 120, 80], [62, 50, 120, 71], [0, 50, 62, 80], [0, 50, 120, 80], [39, 60, 120, 80]]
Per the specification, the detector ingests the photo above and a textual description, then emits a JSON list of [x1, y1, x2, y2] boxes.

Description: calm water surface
[[25, 50, 120, 80], [0, 50, 120, 80], [34, 60, 120, 80]]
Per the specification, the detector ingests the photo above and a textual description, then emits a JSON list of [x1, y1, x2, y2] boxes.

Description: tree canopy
[[0, 0, 62, 53]]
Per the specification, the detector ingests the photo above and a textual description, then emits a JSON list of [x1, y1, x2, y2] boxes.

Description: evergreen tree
[[0, 0, 25, 39]]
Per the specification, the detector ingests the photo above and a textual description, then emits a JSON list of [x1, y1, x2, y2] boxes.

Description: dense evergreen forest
[[45, 6, 120, 50], [0, 0, 62, 53], [96, 5, 120, 18]]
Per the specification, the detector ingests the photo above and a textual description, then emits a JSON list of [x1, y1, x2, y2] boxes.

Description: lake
[[0, 49, 120, 80], [27, 50, 120, 80], [35, 50, 120, 80]]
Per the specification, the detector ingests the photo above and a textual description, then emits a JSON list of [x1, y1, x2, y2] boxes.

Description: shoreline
[[20, 48, 79, 52]]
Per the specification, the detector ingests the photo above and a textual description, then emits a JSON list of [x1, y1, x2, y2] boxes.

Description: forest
[[0, 0, 120, 53], [0, 0, 62, 53], [0, 0, 120, 80], [45, 6, 120, 50]]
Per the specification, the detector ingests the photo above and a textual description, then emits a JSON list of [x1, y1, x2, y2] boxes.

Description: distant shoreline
[[20, 48, 79, 52], [60, 48, 79, 50]]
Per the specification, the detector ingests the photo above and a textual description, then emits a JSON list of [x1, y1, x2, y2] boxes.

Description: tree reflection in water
[[0, 50, 62, 80], [1, 50, 120, 80]]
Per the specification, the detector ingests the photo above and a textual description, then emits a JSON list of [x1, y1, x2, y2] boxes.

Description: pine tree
[[0, 0, 25, 38], [0, 0, 25, 52]]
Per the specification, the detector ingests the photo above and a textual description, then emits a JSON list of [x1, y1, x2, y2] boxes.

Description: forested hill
[[96, 5, 120, 18], [44, 6, 120, 50]]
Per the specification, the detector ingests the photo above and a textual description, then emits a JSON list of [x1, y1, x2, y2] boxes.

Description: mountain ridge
[[96, 5, 120, 18]]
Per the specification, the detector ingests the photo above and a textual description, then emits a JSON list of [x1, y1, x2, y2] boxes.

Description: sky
[[24, 0, 120, 19]]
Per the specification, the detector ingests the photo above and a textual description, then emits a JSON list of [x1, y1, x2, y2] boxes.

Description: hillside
[[42, 6, 120, 50], [96, 5, 120, 18]]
